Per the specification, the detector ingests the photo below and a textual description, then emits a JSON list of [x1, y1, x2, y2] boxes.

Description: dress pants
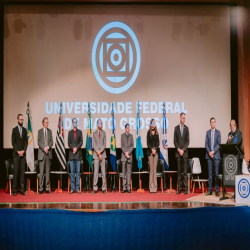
[[122, 159, 132, 191], [39, 154, 50, 192], [177, 157, 188, 192], [13, 155, 26, 193], [148, 153, 158, 192], [93, 158, 106, 191], [207, 158, 220, 193]]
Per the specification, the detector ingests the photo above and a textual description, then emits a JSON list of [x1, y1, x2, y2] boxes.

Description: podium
[[219, 144, 244, 201]]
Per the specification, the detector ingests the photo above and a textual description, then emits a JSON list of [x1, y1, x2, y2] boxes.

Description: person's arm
[[37, 130, 45, 152], [100, 132, 106, 153], [92, 132, 98, 153], [234, 130, 243, 146], [128, 135, 134, 155], [147, 130, 152, 150], [76, 131, 83, 150], [155, 134, 159, 149], [68, 132, 74, 151], [23, 128, 28, 152], [205, 131, 210, 154], [183, 127, 189, 151], [121, 134, 126, 154], [12, 128, 18, 153], [213, 131, 221, 154], [173, 127, 180, 149]]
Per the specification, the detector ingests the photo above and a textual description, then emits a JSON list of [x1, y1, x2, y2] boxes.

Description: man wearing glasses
[[11, 114, 28, 196], [37, 117, 53, 194]]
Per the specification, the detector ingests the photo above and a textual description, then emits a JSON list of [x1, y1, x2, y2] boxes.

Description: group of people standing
[[11, 113, 243, 197]]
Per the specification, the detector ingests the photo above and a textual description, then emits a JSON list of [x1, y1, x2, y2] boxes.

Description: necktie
[[99, 131, 100, 139], [181, 125, 183, 137], [211, 131, 214, 150], [19, 127, 22, 138]]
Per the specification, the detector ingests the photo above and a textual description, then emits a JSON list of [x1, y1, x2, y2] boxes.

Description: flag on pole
[[86, 110, 93, 169], [159, 111, 169, 170], [110, 105, 117, 172], [55, 103, 67, 169], [136, 103, 144, 170], [26, 102, 34, 172]]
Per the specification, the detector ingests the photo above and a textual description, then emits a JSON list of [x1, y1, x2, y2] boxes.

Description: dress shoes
[[177, 190, 181, 195], [46, 190, 51, 194], [13, 191, 17, 196], [69, 190, 74, 194], [38, 191, 43, 195], [102, 190, 107, 194], [206, 191, 212, 196], [20, 191, 26, 195], [216, 192, 220, 197], [77, 190, 81, 194], [127, 190, 131, 193], [121, 190, 127, 193], [184, 190, 188, 195], [93, 190, 97, 194]]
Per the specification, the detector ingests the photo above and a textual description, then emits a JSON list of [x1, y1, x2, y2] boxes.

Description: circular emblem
[[92, 22, 141, 94], [238, 178, 250, 199], [225, 155, 237, 175]]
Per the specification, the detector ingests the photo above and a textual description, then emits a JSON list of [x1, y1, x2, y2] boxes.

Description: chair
[[177, 158, 193, 193], [147, 159, 165, 193], [5, 159, 14, 195], [67, 160, 83, 193], [242, 159, 250, 175], [92, 160, 108, 190], [191, 158, 202, 189], [117, 159, 133, 192], [218, 160, 223, 193]]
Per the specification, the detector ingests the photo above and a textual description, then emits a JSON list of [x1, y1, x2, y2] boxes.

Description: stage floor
[[0, 188, 240, 211]]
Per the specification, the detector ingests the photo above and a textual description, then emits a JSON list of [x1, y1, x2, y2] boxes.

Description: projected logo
[[225, 155, 237, 175], [238, 179, 250, 199], [92, 22, 141, 94]]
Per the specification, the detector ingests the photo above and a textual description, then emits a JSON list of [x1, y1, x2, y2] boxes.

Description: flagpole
[[87, 102, 91, 174], [25, 102, 30, 191], [162, 102, 167, 190], [59, 102, 63, 190]]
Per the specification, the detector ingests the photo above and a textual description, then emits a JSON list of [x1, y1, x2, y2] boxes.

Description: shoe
[[121, 190, 127, 193], [177, 190, 181, 194], [69, 190, 74, 194], [216, 192, 220, 197], [206, 191, 212, 196], [46, 190, 51, 194], [102, 190, 106, 194], [13, 191, 17, 196], [184, 191, 188, 195], [39, 191, 43, 195], [127, 190, 131, 193], [20, 191, 26, 195], [93, 190, 97, 194], [77, 190, 81, 194]]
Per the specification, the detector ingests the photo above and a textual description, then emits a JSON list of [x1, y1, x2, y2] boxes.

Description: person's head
[[72, 118, 78, 129], [97, 119, 102, 130], [17, 114, 23, 126], [42, 117, 49, 129], [125, 123, 130, 134], [210, 117, 216, 129], [150, 119, 156, 130], [230, 119, 237, 133], [180, 113, 186, 125]]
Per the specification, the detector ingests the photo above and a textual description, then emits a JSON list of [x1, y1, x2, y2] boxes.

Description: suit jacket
[[226, 128, 243, 159], [37, 128, 53, 160], [174, 124, 189, 158], [92, 129, 106, 159], [68, 129, 83, 161], [121, 133, 134, 162], [12, 126, 28, 157], [205, 129, 221, 160], [146, 130, 159, 156]]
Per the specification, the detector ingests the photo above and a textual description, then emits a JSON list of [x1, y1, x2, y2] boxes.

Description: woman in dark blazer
[[147, 119, 159, 193]]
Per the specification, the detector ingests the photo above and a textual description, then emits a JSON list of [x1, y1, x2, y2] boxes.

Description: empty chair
[[5, 159, 14, 195], [191, 158, 202, 189], [242, 159, 250, 175]]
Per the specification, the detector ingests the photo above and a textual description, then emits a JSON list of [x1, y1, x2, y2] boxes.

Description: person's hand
[[97, 150, 101, 156], [152, 149, 156, 155], [228, 135, 232, 143], [19, 150, 25, 157], [73, 147, 77, 154], [209, 151, 214, 158], [178, 149, 184, 156], [44, 147, 48, 154], [99, 154, 102, 161]]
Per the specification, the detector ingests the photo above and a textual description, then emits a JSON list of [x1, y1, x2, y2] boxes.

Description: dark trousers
[[207, 158, 220, 193], [122, 159, 132, 191], [39, 155, 51, 192], [177, 157, 188, 191], [13, 155, 26, 192]]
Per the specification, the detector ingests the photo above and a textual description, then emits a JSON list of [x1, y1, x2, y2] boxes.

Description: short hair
[[180, 112, 185, 117], [17, 114, 23, 119], [125, 123, 130, 129], [230, 119, 237, 127], [72, 118, 77, 123], [210, 117, 215, 122], [42, 117, 48, 124]]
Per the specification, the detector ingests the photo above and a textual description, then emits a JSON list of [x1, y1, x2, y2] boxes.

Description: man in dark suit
[[121, 123, 134, 193], [37, 117, 53, 194], [205, 117, 221, 197], [11, 114, 28, 196], [68, 118, 83, 194], [174, 113, 190, 195]]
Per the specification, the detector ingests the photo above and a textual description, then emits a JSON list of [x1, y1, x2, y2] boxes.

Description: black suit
[[11, 126, 28, 193], [68, 129, 83, 161], [226, 128, 243, 160], [174, 124, 190, 191]]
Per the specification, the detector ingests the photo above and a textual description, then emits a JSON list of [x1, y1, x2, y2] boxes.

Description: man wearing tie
[[205, 117, 221, 197], [92, 119, 107, 194], [174, 113, 190, 195], [121, 123, 134, 193], [11, 114, 28, 196], [37, 117, 53, 194]]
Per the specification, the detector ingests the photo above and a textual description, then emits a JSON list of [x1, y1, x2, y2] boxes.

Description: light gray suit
[[37, 128, 53, 192], [92, 129, 106, 191], [121, 133, 134, 191]]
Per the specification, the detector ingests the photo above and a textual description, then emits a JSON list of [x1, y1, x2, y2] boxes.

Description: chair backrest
[[192, 158, 202, 174], [67, 161, 71, 174], [35, 160, 39, 173], [5, 159, 14, 177], [187, 158, 194, 174], [157, 159, 165, 173], [242, 159, 250, 174], [116, 159, 122, 174]]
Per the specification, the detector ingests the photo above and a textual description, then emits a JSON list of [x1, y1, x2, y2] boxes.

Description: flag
[[136, 111, 144, 170], [159, 115, 169, 170], [55, 108, 67, 169], [85, 113, 93, 169], [110, 114, 117, 172], [26, 105, 34, 172]]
